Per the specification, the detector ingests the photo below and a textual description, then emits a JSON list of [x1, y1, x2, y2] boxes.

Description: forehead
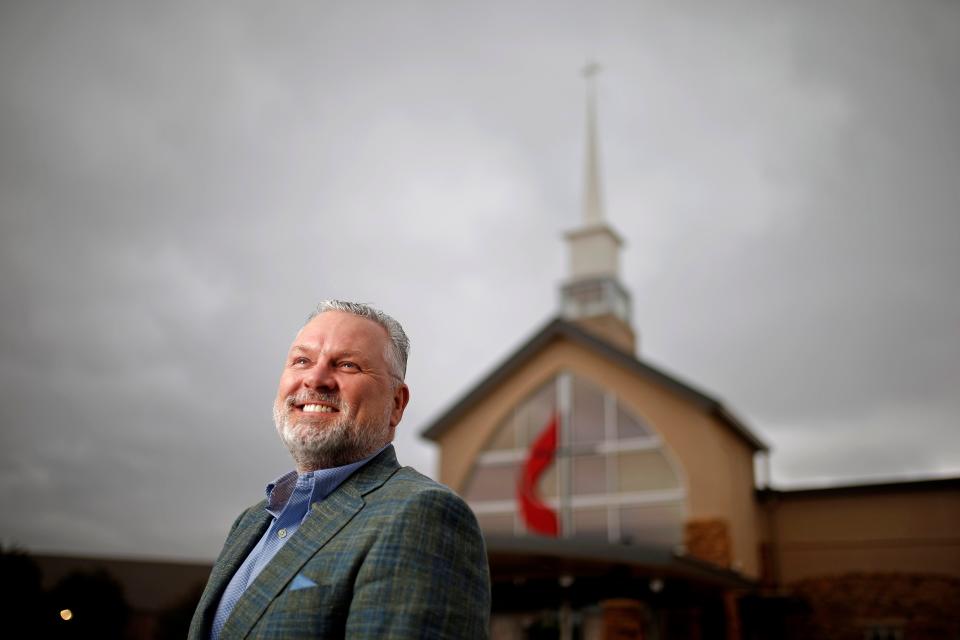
[[290, 311, 389, 357]]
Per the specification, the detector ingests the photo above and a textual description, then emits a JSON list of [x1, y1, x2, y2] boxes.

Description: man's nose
[[302, 364, 337, 390]]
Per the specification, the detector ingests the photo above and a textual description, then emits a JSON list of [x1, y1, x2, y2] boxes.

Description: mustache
[[284, 391, 345, 411]]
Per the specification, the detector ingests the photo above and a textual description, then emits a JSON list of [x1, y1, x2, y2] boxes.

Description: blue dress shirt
[[210, 446, 386, 640]]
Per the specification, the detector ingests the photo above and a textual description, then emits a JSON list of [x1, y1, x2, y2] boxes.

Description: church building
[[420, 71, 960, 640]]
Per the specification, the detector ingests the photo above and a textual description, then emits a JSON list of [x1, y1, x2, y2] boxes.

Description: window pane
[[617, 405, 653, 440], [619, 504, 684, 546], [572, 454, 607, 495], [536, 461, 558, 499], [476, 512, 515, 535], [486, 415, 517, 450], [464, 464, 517, 501], [616, 451, 680, 492], [516, 380, 557, 448], [571, 376, 605, 445], [572, 507, 608, 541]]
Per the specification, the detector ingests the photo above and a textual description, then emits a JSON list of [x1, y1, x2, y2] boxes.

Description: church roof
[[420, 317, 768, 452], [757, 475, 960, 500]]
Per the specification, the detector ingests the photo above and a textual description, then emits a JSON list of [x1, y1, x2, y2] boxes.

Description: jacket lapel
[[189, 505, 271, 639], [220, 446, 401, 639]]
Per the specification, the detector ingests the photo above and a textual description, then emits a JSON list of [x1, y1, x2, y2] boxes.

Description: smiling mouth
[[300, 404, 338, 413]]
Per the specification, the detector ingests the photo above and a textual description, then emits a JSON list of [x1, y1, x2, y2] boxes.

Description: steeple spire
[[560, 63, 637, 353], [582, 62, 604, 225]]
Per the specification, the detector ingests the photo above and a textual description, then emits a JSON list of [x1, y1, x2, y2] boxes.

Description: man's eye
[[338, 361, 359, 371], [292, 357, 310, 366]]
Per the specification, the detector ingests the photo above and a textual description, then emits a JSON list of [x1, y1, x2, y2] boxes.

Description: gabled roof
[[420, 317, 768, 452]]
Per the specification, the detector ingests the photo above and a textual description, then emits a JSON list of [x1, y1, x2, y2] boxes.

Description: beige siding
[[768, 488, 960, 582]]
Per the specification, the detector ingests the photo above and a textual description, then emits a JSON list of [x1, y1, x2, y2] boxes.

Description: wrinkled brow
[[287, 345, 313, 357], [288, 345, 366, 360]]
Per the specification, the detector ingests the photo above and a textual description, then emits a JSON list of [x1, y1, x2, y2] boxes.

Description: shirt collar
[[263, 444, 388, 518]]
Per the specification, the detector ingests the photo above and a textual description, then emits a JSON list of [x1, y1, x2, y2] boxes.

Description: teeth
[[302, 404, 336, 413]]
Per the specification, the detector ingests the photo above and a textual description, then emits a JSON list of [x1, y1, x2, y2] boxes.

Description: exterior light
[[59, 609, 73, 621]]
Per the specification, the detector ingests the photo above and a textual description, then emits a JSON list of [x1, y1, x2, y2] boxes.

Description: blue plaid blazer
[[189, 446, 491, 639]]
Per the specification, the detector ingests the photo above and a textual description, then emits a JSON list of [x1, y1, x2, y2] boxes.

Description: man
[[189, 301, 491, 639]]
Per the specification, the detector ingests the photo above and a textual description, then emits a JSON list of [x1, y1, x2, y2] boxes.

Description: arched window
[[462, 372, 686, 546]]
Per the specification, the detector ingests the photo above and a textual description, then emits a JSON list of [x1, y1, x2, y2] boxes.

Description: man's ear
[[390, 383, 410, 427]]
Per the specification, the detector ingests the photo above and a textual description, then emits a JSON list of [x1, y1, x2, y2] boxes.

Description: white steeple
[[582, 62, 604, 226], [560, 63, 636, 353]]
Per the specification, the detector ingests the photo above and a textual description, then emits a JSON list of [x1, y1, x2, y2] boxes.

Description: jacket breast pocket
[[251, 584, 347, 639]]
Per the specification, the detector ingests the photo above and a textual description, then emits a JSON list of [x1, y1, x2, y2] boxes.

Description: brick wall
[[786, 572, 960, 640], [684, 518, 732, 568]]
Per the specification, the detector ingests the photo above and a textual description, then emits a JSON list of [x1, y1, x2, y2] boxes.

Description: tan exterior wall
[[767, 487, 960, 583], [572, 315, 635, 354], [434, 335, 763, 579]]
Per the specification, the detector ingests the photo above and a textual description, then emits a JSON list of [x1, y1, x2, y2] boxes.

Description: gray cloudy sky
[[1, 1, 958, 562]]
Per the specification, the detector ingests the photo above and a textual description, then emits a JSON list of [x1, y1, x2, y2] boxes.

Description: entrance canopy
[[485, 535, 756, 591]]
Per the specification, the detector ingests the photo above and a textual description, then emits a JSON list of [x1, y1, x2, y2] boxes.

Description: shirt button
[[278, 528, 287, 538]]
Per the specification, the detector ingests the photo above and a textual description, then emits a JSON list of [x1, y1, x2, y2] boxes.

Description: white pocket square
[[290, 574, 318, 591]]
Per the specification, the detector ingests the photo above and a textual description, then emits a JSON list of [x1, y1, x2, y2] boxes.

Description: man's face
[[274, 311, 409, 472]]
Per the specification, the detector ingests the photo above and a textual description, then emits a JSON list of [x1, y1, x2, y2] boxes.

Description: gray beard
[[273, 394, 393, 471]]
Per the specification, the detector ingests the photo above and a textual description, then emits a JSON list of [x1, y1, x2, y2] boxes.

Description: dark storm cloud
[[1, 0, 957, 558], [617, 0, 960, 481]]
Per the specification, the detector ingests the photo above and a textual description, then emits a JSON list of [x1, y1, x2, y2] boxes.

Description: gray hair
[[306, 300, 410, 381]]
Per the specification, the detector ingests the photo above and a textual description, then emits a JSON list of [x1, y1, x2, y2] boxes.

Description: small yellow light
[[60, 609, 73, 621]]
